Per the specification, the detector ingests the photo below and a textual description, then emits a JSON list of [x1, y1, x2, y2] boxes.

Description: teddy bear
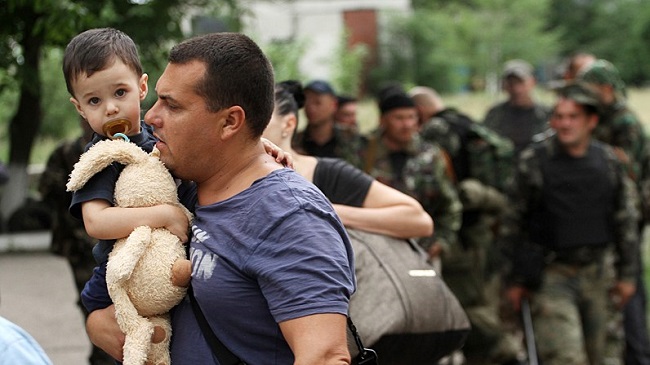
[[66, 138, 192, 365]]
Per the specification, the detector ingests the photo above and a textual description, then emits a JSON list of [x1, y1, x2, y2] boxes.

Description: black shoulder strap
[[187, 284, 246, 365], [189, 282, 377, 365]]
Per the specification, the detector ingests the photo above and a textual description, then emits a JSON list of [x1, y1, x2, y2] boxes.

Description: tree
[[546, 0, 650, 85], [0, 0, 240, 228], [373, 0, 560, 94]]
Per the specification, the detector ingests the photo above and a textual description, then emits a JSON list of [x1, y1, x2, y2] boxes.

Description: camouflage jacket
[[38, 136, 96, 289], [293, 123, 367, 169], [594, 101, 646, 182], [362, 129, 462, 251], [420, 108, 514, 262], [502, 137, 639, 284], [421, 108, 515, 193]]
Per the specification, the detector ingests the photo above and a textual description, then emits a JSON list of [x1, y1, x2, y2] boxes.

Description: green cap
[[555, 82, 601, 109], [579, 59, 626, 95]]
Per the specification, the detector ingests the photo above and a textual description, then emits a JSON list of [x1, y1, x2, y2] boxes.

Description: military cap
[[502, 59, 534, 80], [579, 59, 626, 95], [555, 82, 600, 109], [304, 80, 336, 95]]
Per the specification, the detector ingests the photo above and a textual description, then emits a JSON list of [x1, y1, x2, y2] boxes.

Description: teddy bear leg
[[146, 314, 171, 365], [122, 316, 155, 365]]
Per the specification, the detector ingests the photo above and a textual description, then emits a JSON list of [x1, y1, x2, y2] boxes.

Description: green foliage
[[547, 0, 650, 85], [0, 0, 245, 165], [264, 39, 306, 83], [373, 0, 560, 93], [40, 47, 77, 140], [331, 31, 369, 96]]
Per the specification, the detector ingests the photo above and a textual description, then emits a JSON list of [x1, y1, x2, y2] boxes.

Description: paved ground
[[0, 231, 91, 364]]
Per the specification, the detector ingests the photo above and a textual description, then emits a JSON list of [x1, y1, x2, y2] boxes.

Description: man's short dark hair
[[63, 28, 143, 96], [169, 32, 275, 137]]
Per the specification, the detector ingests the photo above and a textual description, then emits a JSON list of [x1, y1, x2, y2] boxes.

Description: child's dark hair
[[275, 80, 305, 118], [63, 28, 143, 96]]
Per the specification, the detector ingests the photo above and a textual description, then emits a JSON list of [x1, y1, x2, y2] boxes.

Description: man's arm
[[279, 313, 351, 365], [612, 167, 640, 307], [86, 305, 124, 362]]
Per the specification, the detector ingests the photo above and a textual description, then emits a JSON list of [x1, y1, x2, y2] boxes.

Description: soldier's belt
[[548, 245, 607, 266]]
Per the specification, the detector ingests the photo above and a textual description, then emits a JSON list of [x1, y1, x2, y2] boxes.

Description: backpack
[[421, 109, 515, 192]]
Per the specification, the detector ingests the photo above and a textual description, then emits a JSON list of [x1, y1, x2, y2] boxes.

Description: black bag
[[347, 228, 471, 364]]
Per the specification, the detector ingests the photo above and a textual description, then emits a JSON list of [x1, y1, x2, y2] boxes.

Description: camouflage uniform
[[362, 129, 462, 253], [293, 123, 367, 169], [580, 60, 650, 365], [503, 136, 640, 365], [38, 136, 114, 365], [421, 109, 522, 364]]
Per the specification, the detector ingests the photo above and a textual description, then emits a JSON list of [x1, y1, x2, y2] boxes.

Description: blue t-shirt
[[170, 168, 355, 364], [69, 121, 157, 264]]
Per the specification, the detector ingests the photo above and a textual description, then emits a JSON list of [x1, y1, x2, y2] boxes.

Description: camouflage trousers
[[442, 236, 523, 364], [531, 259, 618, 365]]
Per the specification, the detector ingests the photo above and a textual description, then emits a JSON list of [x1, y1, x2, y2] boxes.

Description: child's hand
[[261, 137, 294, 168], [161, 204, 190, 242]]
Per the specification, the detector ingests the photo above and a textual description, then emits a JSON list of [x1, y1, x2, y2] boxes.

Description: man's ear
[[220, 106, 246, 140], [588, 113, 599, 129], [70, 97, 86, 120]]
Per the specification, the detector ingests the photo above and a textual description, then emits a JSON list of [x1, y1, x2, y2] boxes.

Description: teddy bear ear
[[67, 139, 148, 191]]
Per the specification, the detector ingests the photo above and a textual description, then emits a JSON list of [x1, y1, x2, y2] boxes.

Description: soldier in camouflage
[[483, 59, 550, 155], [361, 91, 462, 261], [292, 80, 367, 168], [503, 83, 640, 365], [579, 59, 650, 365], [410, 86, 524, 365], [38, 119, 113, 365]]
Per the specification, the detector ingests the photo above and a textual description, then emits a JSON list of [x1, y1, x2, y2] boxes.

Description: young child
[[63, 27, 190, 265], [63, 29, 289, 306]]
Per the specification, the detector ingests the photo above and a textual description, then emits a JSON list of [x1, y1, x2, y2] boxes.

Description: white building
[[242, 0, 412, 83]]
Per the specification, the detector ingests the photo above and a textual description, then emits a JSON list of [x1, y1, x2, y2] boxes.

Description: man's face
[[550, 98, 598, 149], [304, 90, 337, 126], [70, 59, 147, 137], [144, 60, 223, 182], [334, 102, 358, 127], [381, 107, 419, 147], [503, 75, 534, 103]]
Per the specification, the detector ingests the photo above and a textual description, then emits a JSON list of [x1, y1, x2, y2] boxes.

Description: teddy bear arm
[[171, 259, 192, 288], [108, 226, 153, 283]]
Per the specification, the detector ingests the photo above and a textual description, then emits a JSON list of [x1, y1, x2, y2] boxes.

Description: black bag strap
[[347, 317, 379, 365], [187, 284, 246, 365], [188, 282, 377, 365]]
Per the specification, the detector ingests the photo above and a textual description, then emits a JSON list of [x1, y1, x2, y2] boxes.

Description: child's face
[[70, 59, 148, 137]]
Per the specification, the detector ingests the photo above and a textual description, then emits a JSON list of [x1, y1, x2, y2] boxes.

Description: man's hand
[[86, 305, 124, 361], [610, 281, 636, 309], [506, 285, 529, 312], [86, 305, 166, 362]]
